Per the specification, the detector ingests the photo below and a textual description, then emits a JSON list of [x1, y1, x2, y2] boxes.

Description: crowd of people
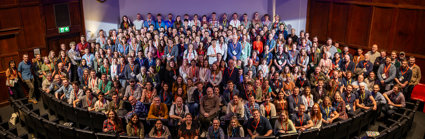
[[5, 11, 422, 138]]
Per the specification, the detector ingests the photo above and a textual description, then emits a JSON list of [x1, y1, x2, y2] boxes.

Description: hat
[[400, 51, 405, 55]]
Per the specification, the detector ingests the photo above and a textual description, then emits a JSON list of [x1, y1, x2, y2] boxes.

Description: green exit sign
[[58, 26, 70, 33]]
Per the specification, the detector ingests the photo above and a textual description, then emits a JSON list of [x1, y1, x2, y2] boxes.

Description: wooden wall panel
[[307, 0, 425, 83], [369, 7, 396, 49], [329, 3, 349, 43], [0, 8, 21, 29], [308, 1, 330, 41], [20, 6, 46, 50], [392, 9, 418, 53], [346, 5, 372, 47]]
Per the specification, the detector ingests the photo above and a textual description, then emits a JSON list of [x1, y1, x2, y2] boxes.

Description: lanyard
[[252, 119, 260, 131], [280, 121, 288, 131], [384, 64, 391, 74], [299, 114, 304, 126], [87, 97, 92, 107], [228, 68, 234, 76], [400, 67, 408, 76]]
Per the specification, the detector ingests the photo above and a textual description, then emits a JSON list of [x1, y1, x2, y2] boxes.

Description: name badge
[[278, 60, 283, 65], [130, 72, 135, 77], [399, 76, 404, 81], [346, 104, 351, 111], [232, 50, 237, 55], [382, 74, 387, 79]]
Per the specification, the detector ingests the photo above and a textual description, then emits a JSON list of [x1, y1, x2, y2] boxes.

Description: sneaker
[[29, 99, 38, 104]]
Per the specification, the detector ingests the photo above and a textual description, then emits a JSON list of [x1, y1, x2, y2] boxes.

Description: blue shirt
[[117, 43, 130, 55], [18, 61, 33, 80], [82, 54, 95, 68], [227, 42, 242, 59], [320, 105, 336, 120], [164, 19, 174, 29], [144, 19, 155, 28]]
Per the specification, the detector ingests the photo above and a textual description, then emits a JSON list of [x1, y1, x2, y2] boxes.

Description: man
[[312, 79, 328, 103], [324, 38, 338, 59], [395, 60, 412, 92], [407, 56, 421, 99], [73, 89, 97, 111], [123, 79, 142, 100], [68, 42, 81, 82], [147, 96, 168, 120], [291, 104, 313, 132], [342, 85, 357, 115], [125, 56, 139, 80], [260, 97, 276, 119], [164, 39, 179, 62], [209, 12, 219, 28], [223, 81, 240, 103], [229, 13, 240, 28], [207, 119, 225, 139], [247, 109, 273, 138], [382, 85, 405, 118], [223, 95, 245, 120], [341, 54, 355, 74], [76, 35, 89, 53], [42, 73, 53, 92], [55, 79, 72, 102], [222, 59, 239, 85], [274, 45, 287, 71], [143, 13, 155, 28], [126, 96, 147, 118], [155, 14, 165, 30], [227, 37, 242, 60], [164, 13, 174, 29], [366, 44, 381, 64], [199, 87, 220, 131], [46, 74, 61, 94], [356, 53, 374, 76], [97, 74, 112, 95], [377, 57, 397, 91], [356, 83, 377, 111], [309, 67, 327, 87], [288, 87, 302, 114], [133, 13, 144, 30], [18, 54, 37, 103], [370, 84, 387, 105], [169, 97, 189, 126], [207, 39, 224, 64], [68, 81, 84, 105], [244, 95, 260, 119], [82, 48, 95, 68]]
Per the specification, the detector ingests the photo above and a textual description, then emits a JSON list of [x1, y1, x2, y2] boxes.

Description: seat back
[[319, 122, 338, 139], [335, 117, 352, 139], [90, 112, 107, 131], [75, 128, 96, 139], [42, 119, 61, 139], [62, 101, 77, 122], [57, 123, 76, 139], [299, 128, 318, 139], [95, 132, 118, 139], [75, 107, 92, 127], [278, 133, 299, 139], [349, 111, 364, 136]]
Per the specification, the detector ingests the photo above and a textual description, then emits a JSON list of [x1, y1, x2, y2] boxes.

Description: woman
[[6, 60, 24, 99], [149, 120, 171, 138], [41, 56, 55, 80], [77, 59, 89, 81], [258, 59, 269, 78], [183, 44, 198, 63], [126, 113, 145, 138], [178, 114, 199, 139], [57, 50, 71, 74], [320, 96, 339, 125], [262, 14, 272, 28], [319, 52, 332, 75], [198, 60, 211, 83], [172, 76, 187, 95], [111, 80, 125, 99], [333, 92, 348, 120], [274, 91, 287, 114], [310, 103, 322, 129], [208, 62, 222, 87], [179, 60, 190, 81], [302, 87, 314, 112], [297, 49, 309, 72], [274, 111, 296, 136], [227, 116, 244, 137], [141, 82, 157, 103], [174, 87, 187, 103], [103, 110, 124, 134], [120, 15, 133, 29]]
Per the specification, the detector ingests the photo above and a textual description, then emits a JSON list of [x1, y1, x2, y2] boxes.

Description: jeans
[[23, 79, 34, 99], [188, 103, 199, 116]]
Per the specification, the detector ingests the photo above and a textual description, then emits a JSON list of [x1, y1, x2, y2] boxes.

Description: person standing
[[18, 54, 37, 103]]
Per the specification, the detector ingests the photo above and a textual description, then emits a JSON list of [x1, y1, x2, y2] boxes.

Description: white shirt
[[207, 45, 224, 65], [230, 19, 241, 28], [133, 19, 144, 30]]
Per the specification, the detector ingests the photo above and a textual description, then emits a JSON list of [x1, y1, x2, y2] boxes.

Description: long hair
[[310, 103, 322, 121], [227, 116, 242, 136]]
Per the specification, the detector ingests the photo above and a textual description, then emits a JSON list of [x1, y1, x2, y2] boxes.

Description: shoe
[[29, 99, 38, 104]]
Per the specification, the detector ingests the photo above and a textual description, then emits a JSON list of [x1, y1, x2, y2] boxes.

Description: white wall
[[83, 0, 120, 40], [275, 0, 308, 33], [119, 0, 271, 21]]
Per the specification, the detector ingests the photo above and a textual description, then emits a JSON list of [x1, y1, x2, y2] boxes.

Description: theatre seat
[[90, 112, 107, 131], [57, 123, 76, 139], [411, 83, 425, 112], [319, 122, 338, 139], [95, 132, 118, 139], [75, 107, 92, 128], [75, 128, 96, 139], [62, 101, 77, 122], [42, 119, 60, 139], [334, 118, 352, 139], [349, 111, 364, 137], [278, 133, 298, 139], [299, 128, 318, 139], [385, 125, 399, 139]]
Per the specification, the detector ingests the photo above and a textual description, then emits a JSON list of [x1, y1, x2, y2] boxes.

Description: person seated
[[207, 118, 225, 139], [103, 110, 124, 134], [55, 78, 72, 101], [288, 87, 302, 114], [222, 95, 245, 120], [169, 97, 190, 127], [73, 89, 97, 111], [260, 96, 276, 120], [147, 96, 169, 120], [68, 81, 84, 105], [199, 87, 220, 131], [126, 113, 145, 138], [342, 85, 357, 115], [310, 103, 322, 129], [247, 109, 273, 138], [94, 93, 109, 113], [148, 120, 171, 138], [126, 96, 148, 119], [370, 84, 387, 104], [302, 87, 314, 112], [223, 81, 240, 103], [178, 114, 200, 139], [320, 96, 339, 125], [291, 104, 313, 132], [124, 78, 142, 100], [227, 116, 245, 138], [333, 92, 348, 120], [355, 83, 377, 111], [274, 91, 288, 114], [108, 93, 127, 117], [382, 85, 406, 118], [97, 74, 112, 95], [159, 83, 173, 105], [274, 111, 297, 136], [244, 95, 260, 119], [46, 74, 61, 94]]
